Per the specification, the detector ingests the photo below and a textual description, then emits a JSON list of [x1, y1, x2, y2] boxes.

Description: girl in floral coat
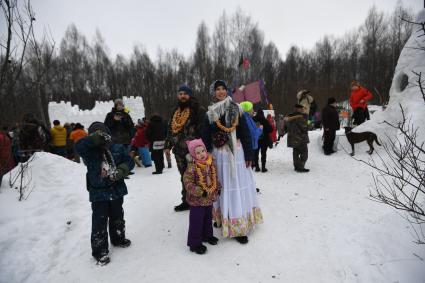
[[183, 139, 221, 254]]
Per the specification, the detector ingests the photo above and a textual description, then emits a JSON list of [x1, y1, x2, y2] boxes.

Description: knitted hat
[[186, 139, 207, 160], [240, 101, 253, 113], [88, 122, 110, 135], [213, 80, 227, 91], [328, 97, 337, 105], [178, 84, 193, 97], [114, 98, 124, 106]]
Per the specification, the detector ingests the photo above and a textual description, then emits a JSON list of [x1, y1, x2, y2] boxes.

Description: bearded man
[[165, 85, 203, 212]]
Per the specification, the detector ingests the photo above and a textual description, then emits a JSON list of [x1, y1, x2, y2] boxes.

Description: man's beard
[[178, 98, 190, 109]]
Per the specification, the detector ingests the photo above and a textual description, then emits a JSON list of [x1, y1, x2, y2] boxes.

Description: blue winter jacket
[[75, 135, 135, 202], [243, 112, 262, 150]]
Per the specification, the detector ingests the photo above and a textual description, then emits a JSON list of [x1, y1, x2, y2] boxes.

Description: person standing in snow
[[240, 101, 263, 154], [75, 122, 134, 265], [104, 99, 134, 149], [321, 97, 340, 155], [267, 114, 277, 146], [183, 139, 221, 255], [253, 109, 272, 172], [50, 120, 68, 157], [349, 81, 373, 126], [202, 80, 263, 244], [146, 114, 167, 174], [69, 123, 88, 163], [165, 85, 203, 212], [132, 118, 152, 167], [296, 90, 314, 118], [284, 104, 310, 173]]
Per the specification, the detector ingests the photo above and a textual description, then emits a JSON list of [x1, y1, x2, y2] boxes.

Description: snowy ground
[[1, 130, 424, 283]]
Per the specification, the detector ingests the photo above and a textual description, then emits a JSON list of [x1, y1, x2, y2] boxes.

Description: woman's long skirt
[[212, 144, 263, 238]]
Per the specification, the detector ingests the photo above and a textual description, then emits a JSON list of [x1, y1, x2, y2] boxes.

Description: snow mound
[[48, 96, 145, 128], [356, 9, 425, 138], [7, 152, 86, 192], [0, 153, 88, 283]]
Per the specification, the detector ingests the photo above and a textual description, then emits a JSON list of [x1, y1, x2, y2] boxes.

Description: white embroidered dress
[[207, 97, 263, 237]]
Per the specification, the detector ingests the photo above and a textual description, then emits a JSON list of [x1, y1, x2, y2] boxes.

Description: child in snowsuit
[[75, 122, 135, 265], [183, 139, 221, 255]]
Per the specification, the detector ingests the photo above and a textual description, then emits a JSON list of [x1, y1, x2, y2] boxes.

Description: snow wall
[[48, 96, 145, 128]]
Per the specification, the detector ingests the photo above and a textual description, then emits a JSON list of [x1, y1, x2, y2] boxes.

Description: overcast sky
[[31, 0, 423, 59]]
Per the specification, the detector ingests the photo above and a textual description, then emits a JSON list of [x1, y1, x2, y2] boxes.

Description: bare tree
[[358, 104, 425, 244], [0, 0, 36, 123]]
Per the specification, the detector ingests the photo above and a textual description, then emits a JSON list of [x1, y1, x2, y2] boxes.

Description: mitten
[[91, 132, 112, 148], [109, 163, 130, 181]]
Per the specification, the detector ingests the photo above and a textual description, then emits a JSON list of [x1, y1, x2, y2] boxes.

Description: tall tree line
[[0, 2, 414, 126]]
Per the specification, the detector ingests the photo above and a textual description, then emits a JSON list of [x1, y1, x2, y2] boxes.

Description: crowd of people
[[0, 79, 373, 265]]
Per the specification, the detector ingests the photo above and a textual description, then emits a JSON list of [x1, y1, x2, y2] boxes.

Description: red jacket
[[267, 116, 277, 143], [0, 131, 15, 175], [350, 87, 373, 110], [132, 125, 150, 147]]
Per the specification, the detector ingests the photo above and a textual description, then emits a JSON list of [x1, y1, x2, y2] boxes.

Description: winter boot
[[112, 238, 131, 248], [235, 236, 249, 244], [190, 244, 207, 255], [261, 161, 268, 173], [203, 236, 219, 245], [94, 254, 110, 266], [174, 202, 190, 212]]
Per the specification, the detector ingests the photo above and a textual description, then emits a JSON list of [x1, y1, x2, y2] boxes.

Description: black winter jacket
[[146, 115, 167, 150], [253, 110, 273, 147], [321, 105, 340, 131], [104, 108, 134, 145]]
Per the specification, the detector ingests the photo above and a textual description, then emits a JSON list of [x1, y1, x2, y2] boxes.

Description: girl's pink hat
[[186, 139, 207, 159]]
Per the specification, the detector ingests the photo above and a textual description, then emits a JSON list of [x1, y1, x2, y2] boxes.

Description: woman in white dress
[[202, 80, 263, 244]]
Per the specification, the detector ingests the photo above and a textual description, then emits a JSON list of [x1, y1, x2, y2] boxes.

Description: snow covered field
[[1, 8, 424, 283], [1, 131, 424, 283]]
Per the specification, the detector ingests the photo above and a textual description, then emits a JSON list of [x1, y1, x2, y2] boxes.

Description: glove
[[91, 132, 112, 148], [109, 163, 129, 182]]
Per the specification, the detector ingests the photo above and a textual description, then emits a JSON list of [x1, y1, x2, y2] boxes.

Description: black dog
[[344, 127, 381, 156]]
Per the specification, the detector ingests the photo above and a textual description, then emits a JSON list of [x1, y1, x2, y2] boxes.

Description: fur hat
[[178, 85, 193, 97], [297, 89, 310, 96], [185, 138, 207, 160], [240, 101, 253, 113], [88, 122, 110, 135]]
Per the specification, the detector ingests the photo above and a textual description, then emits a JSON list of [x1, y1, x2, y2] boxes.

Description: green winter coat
[[284, 112, 309, 148]]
